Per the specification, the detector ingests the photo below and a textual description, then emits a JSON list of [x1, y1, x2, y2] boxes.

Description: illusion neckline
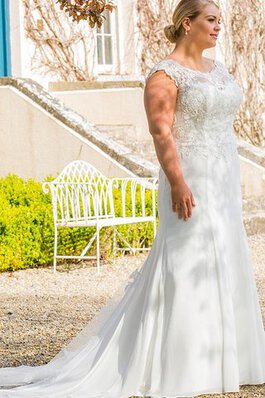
[[161, 57, 218, 75]]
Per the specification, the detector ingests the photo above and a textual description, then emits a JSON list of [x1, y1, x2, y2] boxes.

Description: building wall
[[0, 86, 136, 180], [51, 87, 151, 144], [9, 0, 27, 78], [6, 0, 221, 86], [6, 0, 140, 87]]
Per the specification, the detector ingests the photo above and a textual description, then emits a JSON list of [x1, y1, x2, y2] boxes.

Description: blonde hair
[[164, 0, 220, 43]]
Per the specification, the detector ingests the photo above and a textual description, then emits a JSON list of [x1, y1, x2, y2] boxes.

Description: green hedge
[[0, 174, 158, 272]]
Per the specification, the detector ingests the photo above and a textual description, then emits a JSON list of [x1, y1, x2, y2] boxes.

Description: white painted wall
[[51, 87, 151, 144], [7, 0, 139, 87], [8, 0, 23, 77], [0, 86, 135, 180]]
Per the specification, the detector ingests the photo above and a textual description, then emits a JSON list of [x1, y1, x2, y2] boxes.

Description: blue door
[[0, 0, 11, 76]]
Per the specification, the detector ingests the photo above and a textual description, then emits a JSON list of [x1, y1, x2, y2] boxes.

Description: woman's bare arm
[[144, 70, 196, 221], [144, 70, 183, 186]]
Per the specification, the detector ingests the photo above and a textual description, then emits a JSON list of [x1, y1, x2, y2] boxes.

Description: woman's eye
[[208, 18, 222, 24]]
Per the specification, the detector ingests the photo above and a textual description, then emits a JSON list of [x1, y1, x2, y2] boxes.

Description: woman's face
[[185, 4, 222, 48]]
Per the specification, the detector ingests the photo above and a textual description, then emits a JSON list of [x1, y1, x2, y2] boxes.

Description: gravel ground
[[0, 234, 264, 398]]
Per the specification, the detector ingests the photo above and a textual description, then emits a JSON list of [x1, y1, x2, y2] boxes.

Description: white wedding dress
[[0, 58, 264, 398]]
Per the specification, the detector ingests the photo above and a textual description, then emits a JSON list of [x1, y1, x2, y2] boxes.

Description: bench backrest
[[43, 161, 115, 222]]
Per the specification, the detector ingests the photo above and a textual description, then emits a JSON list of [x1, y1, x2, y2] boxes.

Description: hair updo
[[163, 24, 180, 44], [163, 0, 220, 44]]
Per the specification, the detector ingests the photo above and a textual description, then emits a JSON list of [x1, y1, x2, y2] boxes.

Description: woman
[[0, 0, 264, 397]]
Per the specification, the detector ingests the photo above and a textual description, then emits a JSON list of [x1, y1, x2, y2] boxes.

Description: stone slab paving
[[0, 233, 264, 397]]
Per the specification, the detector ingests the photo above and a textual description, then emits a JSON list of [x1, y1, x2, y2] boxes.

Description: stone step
[[242, 196, 265, 235], [243, 212, 265, 236]]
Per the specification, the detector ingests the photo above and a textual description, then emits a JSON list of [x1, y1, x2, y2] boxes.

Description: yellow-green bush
[[0, 174, 158, 272]]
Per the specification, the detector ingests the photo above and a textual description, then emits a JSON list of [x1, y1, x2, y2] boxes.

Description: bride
[[0, 0, 264, 397]]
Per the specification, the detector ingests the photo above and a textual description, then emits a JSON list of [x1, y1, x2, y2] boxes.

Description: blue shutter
[[0, 0, 11, 76]]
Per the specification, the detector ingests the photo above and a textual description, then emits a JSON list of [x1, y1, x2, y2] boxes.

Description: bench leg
[[113, 226, 117, 256], [53, 225, 58, 274], [153, 218, 157, 240], [96, 224, 100, 273]]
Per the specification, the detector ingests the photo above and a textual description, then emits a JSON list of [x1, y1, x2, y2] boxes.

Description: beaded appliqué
[[145, 59, 243, 163]]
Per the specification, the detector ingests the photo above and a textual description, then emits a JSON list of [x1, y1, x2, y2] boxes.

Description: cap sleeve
[[145, 60, 181, 88]]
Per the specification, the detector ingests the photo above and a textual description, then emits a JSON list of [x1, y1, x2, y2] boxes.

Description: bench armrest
[[107, 177, 158, 218]]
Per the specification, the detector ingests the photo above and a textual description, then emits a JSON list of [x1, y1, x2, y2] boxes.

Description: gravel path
[[0, 234, 264, 398]]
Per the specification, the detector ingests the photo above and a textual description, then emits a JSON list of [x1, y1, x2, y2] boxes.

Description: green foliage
[[0, 174, 158, 272], [111, 180, 157, 249]]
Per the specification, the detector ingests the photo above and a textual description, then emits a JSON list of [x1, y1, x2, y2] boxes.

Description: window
[[96, 10, 114, 65]]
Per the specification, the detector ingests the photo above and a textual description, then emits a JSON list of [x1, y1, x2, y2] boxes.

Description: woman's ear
[[182, 17, 191, 32]]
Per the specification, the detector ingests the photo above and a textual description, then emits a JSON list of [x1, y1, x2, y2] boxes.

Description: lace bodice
[[145, 59, 244, 161]]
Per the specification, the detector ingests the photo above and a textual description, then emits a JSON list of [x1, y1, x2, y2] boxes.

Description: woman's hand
[[170, 177, 196, 221]]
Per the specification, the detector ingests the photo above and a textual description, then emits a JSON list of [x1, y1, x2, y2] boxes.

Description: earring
[[185, 29, 188, 35]]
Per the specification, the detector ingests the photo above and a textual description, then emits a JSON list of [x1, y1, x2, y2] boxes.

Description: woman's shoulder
[[145, 58, 187, 88]]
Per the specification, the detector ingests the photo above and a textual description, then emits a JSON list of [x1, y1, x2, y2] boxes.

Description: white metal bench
[[42, 160, 158, 273]]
